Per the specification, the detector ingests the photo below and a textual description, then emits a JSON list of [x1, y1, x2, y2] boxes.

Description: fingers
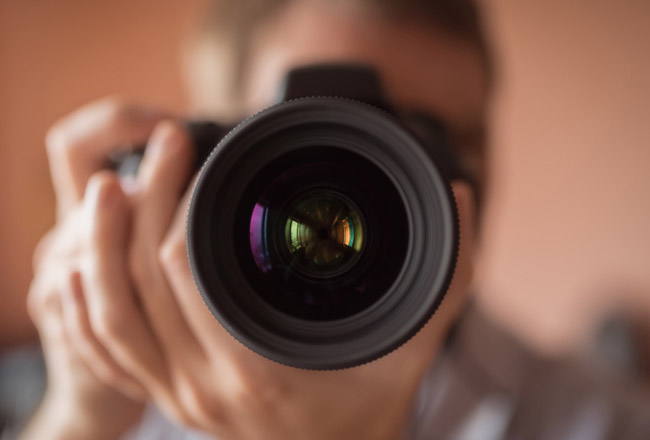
[[127, 121, 220, 427], [135, 121, 195, 233], [46, 97, 167, 218], [159, 186, 236, 358], [60, 270, 147, 400], [157, 188, 236, 431], [27, 267, 86, 387], [78, 171, 173, 402], [129, 121, 205, 361], [27, 272, 66, 346]]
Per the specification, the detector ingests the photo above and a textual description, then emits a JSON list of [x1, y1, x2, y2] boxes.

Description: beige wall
[[477, 0, 650, 354], [1, 0, 648, 355]]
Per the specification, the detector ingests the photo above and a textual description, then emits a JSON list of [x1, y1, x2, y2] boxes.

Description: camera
[[116, 64, 461, 370]]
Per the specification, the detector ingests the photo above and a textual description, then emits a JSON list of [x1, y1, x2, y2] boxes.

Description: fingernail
[[91, 175, 122, 208], [120, 175, 138, 195], [86, 174, 115, 208], [149, 121, 182, 158], [98, 181, 118, 207]]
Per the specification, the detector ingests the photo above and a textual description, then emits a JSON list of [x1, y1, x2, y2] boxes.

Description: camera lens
[[240, 147, 408, 321], [188, 97, 458, 369]]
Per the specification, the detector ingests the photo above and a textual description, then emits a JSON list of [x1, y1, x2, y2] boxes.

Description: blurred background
[[0, 0, 649, 428]]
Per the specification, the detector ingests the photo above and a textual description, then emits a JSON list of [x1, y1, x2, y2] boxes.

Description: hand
[[66, 116, 476, 439], [21, 98, 166, 440]]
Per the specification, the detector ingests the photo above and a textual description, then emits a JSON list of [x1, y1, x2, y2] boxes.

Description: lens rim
[[187, 97, 459, 370]]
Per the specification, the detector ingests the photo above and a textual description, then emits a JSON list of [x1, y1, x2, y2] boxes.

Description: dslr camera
[[117, 64, 462, 370]]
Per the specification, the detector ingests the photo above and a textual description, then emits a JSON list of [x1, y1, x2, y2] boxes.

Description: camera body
[[118, 64, 461, 370]]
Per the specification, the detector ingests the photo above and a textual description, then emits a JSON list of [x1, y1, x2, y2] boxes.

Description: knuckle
[[27, 258, 69, 323], [92, 309, 127, 343], [97, 95, 130, 113], [100, 96, 160, 131], [255, 379, 290, 408], [44, 96, 138, 158], [45, 121, 74, 161], [44, 123, 65, 153], [27, 276, 61, 320], [102, 95, 139, 117], [26, 284, 45, 322], [231, 364, 290, 410], [101, 97, 137, 127], [175, 378, 222, 426], [158, 239, 187, 274]]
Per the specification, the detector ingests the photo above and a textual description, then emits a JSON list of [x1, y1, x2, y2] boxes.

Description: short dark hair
[[196, 0, 492, 214]]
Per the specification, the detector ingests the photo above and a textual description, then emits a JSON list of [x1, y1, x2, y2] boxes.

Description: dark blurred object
[[0, 348, 45, 440], [589, 315, 647, 380]]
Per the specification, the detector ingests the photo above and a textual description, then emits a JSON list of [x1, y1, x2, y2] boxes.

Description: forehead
[[243, 1, 489, 138]]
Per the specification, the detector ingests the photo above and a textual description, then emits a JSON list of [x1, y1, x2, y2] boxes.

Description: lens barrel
[[187, 97, 458, 370]]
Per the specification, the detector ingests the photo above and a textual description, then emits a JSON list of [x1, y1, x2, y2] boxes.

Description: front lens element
[[283, 191, 364, 278], [237, 147, 409, 321]]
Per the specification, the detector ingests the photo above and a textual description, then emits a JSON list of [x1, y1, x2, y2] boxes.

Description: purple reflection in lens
[[250, 203, 272, 273]]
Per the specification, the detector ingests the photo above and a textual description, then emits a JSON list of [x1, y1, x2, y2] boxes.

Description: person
[[17, 0, 650, 439]]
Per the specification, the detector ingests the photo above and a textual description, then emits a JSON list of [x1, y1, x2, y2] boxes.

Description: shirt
[[406, 306, 650, 440]]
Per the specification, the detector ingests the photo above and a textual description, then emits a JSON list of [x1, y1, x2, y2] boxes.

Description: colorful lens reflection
[[284, 192, 364, 276], [250, 190, 365, 278]]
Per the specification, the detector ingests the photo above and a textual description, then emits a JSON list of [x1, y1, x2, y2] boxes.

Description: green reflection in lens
[[283, 191, 364, 276]]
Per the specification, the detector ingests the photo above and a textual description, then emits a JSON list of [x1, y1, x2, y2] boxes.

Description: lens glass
[[232, 147, 408, 321], [267, 190, 364, 278]]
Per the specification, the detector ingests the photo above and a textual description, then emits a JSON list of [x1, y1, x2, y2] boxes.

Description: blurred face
[[242, 1, 489, 146]]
